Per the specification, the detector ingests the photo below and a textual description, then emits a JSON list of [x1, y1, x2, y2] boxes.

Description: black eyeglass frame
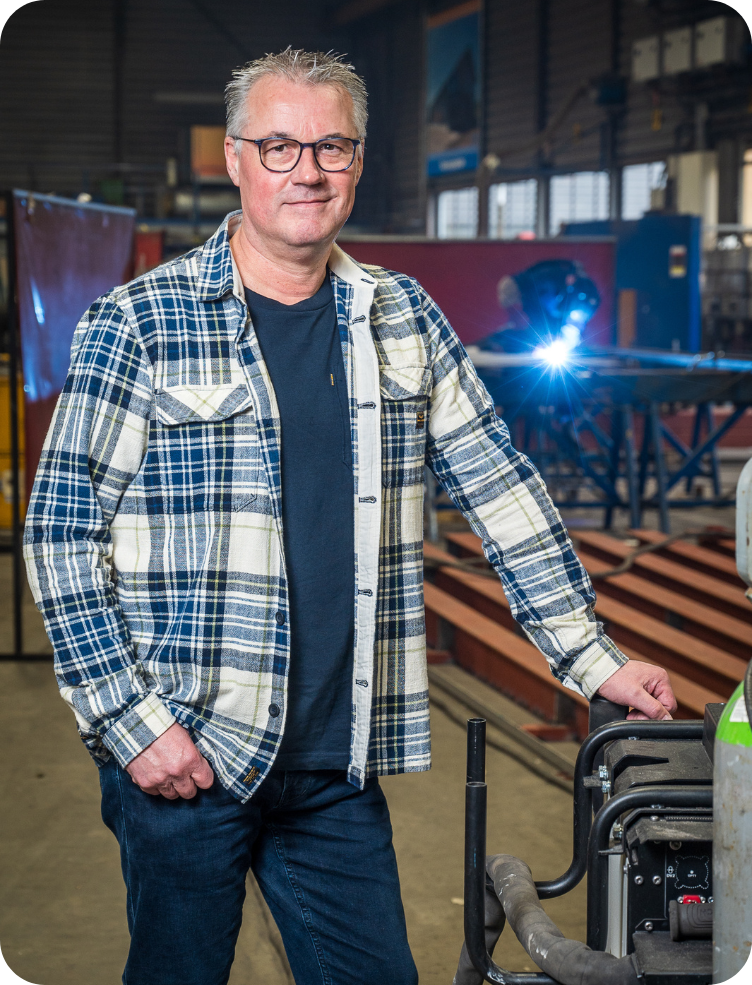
[[230, 136, 362, 173]]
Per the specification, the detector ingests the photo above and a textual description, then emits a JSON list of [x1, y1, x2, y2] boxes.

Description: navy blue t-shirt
[[245, 274, 354, 771]]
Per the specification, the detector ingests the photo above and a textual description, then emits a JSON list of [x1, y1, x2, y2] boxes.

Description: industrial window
[[622, 162, 667, 220], [549, 171, 610, 235], [742, 148, 752, 233], [437, 187, 479, 238], [488, 180, 537, 239]]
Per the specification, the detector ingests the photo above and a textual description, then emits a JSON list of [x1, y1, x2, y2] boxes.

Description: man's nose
[[292, 145, 324, 182]]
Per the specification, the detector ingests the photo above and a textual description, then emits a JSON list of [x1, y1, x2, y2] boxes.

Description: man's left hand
[[595, 660, 677, 720]]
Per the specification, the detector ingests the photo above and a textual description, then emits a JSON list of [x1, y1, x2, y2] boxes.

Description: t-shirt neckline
[[244, 270, 333, 313]]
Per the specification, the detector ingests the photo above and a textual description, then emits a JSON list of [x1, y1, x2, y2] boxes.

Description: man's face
[[224, 76, 363, 252]]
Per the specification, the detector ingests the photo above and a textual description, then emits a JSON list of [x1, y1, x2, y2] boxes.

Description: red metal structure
[[338, 236, 616, 347]]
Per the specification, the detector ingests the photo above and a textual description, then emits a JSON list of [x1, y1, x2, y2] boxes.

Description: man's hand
[[596, 660, 677, 721], [125, 722, 215, 799]]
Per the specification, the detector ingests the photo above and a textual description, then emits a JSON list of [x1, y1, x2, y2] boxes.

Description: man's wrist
[[102, 693, 177, 768], [568, 639, 628, 700]]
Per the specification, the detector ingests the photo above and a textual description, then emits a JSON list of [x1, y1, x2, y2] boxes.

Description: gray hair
[[225, 47, 368, 145]]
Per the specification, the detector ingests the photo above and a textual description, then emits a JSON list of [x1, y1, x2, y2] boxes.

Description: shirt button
[[275, 611, 285, 625], [269, 703, 280, 718]]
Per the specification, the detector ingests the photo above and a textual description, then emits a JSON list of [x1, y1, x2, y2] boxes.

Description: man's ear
[[224, 137, 241, 187], [355, 145, 365, 186]]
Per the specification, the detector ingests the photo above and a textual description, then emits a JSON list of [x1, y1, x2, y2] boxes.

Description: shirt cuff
[[101, 693, 177, 767], [567, 637, 628, 700]]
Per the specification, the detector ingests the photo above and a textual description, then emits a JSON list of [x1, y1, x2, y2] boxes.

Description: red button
[[680, 895, 703, 904]]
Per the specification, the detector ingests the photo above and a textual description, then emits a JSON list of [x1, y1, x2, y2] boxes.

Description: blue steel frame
[[472, 350, 752, 533]]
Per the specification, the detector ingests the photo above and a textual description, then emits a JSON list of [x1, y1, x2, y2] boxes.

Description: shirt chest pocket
[[150, 383, 260, 513], [379, 363, 431, 488]]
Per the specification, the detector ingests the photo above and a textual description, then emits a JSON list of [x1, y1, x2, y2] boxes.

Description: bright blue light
[[534, 338, 571, 368], [533, 325, 581, 369]]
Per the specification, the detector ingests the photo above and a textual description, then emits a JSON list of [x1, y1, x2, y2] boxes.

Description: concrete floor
[[0, 573, 586, 985]]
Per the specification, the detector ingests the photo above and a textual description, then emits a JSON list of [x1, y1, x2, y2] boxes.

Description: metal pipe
[[586, 784, 713, 951], [467, 718, 487, 784], [464, 777, 554, 984], [467, 345, 752, 375], [535, 719, 703, 899], [6, 191, 23, 659], [463, 721, 555, 984]]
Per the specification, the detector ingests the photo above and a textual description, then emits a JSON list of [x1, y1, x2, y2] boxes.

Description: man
[[24, 48, 675, 985]]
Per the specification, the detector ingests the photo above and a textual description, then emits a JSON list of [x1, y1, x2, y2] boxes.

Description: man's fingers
[[627, 687, 672, 721], [192, 756, 215, 790], [596, 660, 677, 720], [652, 676, 678, 715], [169, 775, 198, 799]]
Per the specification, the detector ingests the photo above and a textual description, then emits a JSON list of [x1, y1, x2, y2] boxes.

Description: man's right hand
[[125, 722, 215, 799]]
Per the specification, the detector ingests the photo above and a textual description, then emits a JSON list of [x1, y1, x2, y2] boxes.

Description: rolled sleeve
[[102, 693, 178, 767], [567, 638, 628, 699]]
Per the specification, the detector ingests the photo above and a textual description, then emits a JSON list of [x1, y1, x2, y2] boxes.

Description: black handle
[[588, 697, 629, 814], [534, 719, 703, 900], [588, 695, 629, 734]]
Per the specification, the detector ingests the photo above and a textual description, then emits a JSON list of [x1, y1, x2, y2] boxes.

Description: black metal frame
[[463, 715, 706, 983], [2, 189, 24, 659], [476, 353, 751, 532], [586, 788, 713, 952], [1, 190, 54, 660]]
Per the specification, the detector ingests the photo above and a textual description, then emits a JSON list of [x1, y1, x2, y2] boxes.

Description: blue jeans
[[99, 760, 419, 985]]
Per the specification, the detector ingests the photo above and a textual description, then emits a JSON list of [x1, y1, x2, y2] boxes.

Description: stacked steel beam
[[424, 529, 746, 741]]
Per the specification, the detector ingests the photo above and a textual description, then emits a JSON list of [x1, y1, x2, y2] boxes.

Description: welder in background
[[479, 258, 601, 355]]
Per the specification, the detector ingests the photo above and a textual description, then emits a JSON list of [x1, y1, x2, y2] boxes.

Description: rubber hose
[[453, 872, 506, 985], [488, 855, 640, 985]]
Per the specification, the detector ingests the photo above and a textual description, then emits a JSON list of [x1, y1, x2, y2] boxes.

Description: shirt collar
[[196, 211, 374, 303]]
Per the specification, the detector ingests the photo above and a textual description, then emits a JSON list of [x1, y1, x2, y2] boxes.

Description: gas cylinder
[[713, 679, 752, 982]]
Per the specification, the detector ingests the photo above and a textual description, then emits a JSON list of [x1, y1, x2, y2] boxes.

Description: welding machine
[[454, 450, 752, 985], [455, 680, 752, 985], [455, 701, 716, 985], [453, 458, 752, 985]]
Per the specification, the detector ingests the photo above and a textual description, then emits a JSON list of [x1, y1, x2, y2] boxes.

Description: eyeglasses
[[231, 136, 361, 173]]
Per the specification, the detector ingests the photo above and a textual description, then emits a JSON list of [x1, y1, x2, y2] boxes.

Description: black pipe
[[463, 779, 555, 984], [535, 719, 703, 900], [586, 784, 713, 951], [467, 718, 486, 784], [6, 190, 23, 660]]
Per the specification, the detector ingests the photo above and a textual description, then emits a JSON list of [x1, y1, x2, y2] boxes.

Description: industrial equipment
[[0, 190, 135, 659], [562, 214, 702, 353], [468, 346, 752, 532], [456, 703, 718, 984], [455, 461, 752, 982]]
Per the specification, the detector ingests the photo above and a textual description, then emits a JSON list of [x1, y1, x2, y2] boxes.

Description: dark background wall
[[0, 0, 750, 233]]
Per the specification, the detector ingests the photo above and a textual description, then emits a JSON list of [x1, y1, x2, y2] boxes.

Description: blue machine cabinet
[[563, 214, 702, 352]]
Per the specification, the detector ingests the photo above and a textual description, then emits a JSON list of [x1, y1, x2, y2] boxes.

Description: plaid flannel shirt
[[24, 212, 627, 802]]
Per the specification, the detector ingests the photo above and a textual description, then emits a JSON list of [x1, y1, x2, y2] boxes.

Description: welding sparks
[[533, 325, 581, 369], [535, 339, 571, 367]]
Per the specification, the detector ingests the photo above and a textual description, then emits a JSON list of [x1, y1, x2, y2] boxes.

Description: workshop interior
[[2, 0, 752, 983]]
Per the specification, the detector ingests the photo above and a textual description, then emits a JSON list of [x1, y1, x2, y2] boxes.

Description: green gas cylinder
[[713, 679, 752, 982]]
